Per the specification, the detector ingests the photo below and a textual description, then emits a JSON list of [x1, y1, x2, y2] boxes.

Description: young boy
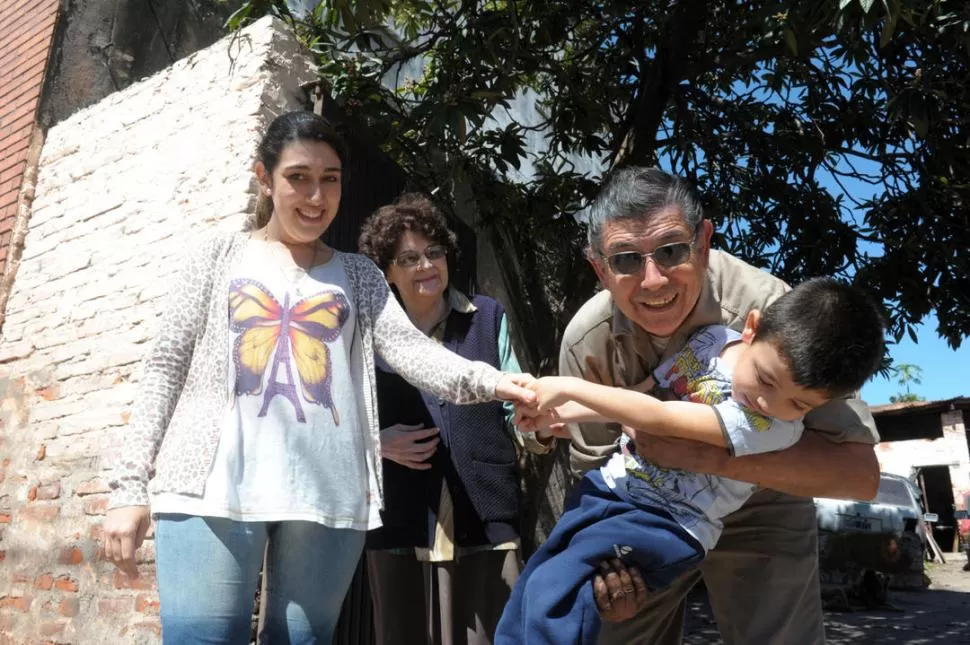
[[495, 278, 886, 645]]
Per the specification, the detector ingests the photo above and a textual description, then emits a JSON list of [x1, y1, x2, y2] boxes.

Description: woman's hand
[[380, 424, 440, 470], [593, 559, 648, 622], [103, 505, 151, 579], [495, 373, 538, 407]]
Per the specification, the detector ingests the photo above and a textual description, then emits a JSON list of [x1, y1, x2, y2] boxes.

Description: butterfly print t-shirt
[[152, 241, 381, 530], [600, 325, 803, 551]]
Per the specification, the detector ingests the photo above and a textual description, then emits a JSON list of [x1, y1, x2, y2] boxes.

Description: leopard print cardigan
[[107, 231, 504, 511]]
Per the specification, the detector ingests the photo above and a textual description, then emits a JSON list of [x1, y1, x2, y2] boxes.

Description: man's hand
[[380, 424, 440, 470], [496, 373, 538, 407], [629, 427, 724, 473], [103, 505, 151, 579], [593, 559, 648, 622]]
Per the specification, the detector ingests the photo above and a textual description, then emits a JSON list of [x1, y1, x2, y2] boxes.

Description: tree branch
[[611, 0, 710, 168]]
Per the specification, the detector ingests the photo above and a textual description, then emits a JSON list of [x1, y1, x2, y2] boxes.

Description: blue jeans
[[155, 514, 365, 645]]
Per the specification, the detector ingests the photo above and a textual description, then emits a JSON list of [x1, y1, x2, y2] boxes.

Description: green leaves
[[227, 0, 970, 352]]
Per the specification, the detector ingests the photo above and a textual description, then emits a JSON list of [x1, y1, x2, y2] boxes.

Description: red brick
[[0, 19, 57, 73], [37, 620, 65, 637], [98, 597, 132, 615], [0, 515, 10, 524], [57, 547, 82, 565], [83, 497, 107, 515], [0, 136, 29, 168], [57, 597, 78, 618], [11, 571, 30, 584], [0, 111, 38, 146], [33, 575, 52, 590], [75, 478, 108, 496], [0, 123, 35, 157], [0, 99, 39, 133], [34, 482, 60, 501], [0, 0, 53, 34], [113, 570, 155, 591], [0, 86, 42, 131], [135, 594, 159, 615], [0, 160, 25, 185], [127, 620, 161, 636], [18, 505, 58, 521], [0, 595, 32, 612], [53, 576, 77, 593], [0, 43, 51, 86], [34, 385, 59, 402]]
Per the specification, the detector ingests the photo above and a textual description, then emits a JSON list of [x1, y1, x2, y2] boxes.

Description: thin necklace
[[261, 229, 320, 296]]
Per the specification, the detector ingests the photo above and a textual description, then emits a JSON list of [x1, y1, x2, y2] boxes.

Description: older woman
[[358, 194, 561, 645]]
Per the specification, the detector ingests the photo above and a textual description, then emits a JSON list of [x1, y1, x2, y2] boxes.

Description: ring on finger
[[622, 585, 635, 594]]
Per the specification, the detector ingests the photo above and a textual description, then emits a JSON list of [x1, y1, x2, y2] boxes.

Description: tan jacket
[[560, 249, 878, 477]]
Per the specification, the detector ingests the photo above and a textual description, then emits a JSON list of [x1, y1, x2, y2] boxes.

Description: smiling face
[[589, 207, 713, 338], [385, 230, 450, 310], [256, 139, 342, 245], [731, 311, 832, 422]]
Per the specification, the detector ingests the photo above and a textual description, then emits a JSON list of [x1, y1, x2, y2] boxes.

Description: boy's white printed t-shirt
[[152, 242, 380, 530], [601, 325, 804, 550]]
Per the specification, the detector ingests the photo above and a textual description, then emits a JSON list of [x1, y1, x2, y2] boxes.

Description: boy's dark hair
[[754, 278, 885, 397]]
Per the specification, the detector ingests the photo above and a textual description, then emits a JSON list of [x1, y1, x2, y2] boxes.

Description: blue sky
[[861, 315, 969, 405]]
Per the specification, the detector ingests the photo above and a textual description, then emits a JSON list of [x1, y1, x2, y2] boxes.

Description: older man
[[563, 167, 880, 644]]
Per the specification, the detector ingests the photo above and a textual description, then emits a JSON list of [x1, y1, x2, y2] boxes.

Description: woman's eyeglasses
[[603, 239, 695, 276], [393, 244, 448, 268]]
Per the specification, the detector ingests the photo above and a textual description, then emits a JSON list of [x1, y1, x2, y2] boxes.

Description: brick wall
[[0, 17, 316, 643], [0, 0, 60, 268]]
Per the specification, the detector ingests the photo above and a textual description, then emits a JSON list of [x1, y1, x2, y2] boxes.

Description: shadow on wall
[[40, 0, 245, 127]]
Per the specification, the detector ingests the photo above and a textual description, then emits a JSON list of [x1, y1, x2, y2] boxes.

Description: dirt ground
[[683, 559, 970, 644]]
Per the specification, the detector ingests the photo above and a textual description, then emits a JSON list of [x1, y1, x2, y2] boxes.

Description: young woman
[[358, 195, 564, 645], [102, 111, 536, 645]]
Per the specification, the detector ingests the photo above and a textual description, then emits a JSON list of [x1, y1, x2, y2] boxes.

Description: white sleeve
[[712, 399, 804, 457]]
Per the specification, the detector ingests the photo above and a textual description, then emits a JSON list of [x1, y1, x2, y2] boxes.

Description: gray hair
[[586, 167, 705, 253]]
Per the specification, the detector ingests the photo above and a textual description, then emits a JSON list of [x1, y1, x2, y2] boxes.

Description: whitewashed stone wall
[[876, 410, 970, 508], [0, 17, 316, 643]]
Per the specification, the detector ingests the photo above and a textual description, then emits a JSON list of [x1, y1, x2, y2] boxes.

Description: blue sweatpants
[[495, 470, 704, 645]]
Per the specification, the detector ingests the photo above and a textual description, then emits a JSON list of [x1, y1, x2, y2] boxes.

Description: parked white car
[[816, 472, 931, 541], [815, 472, 936, 588]]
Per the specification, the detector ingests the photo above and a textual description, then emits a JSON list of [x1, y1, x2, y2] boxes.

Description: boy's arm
[[534, 377, 728, 448]]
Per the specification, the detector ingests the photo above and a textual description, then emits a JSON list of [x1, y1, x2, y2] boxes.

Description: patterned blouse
[[107, 231, 505, 513]]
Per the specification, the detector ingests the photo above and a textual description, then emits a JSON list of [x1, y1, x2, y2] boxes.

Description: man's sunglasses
[[393, 244, 448, 268], [602, 239, 695, 276]]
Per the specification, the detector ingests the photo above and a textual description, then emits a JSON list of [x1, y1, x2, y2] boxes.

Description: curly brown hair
[[358, 193, 458, 271]]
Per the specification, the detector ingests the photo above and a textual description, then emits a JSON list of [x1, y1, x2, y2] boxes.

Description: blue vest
[[367, 295, 520, 550]]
